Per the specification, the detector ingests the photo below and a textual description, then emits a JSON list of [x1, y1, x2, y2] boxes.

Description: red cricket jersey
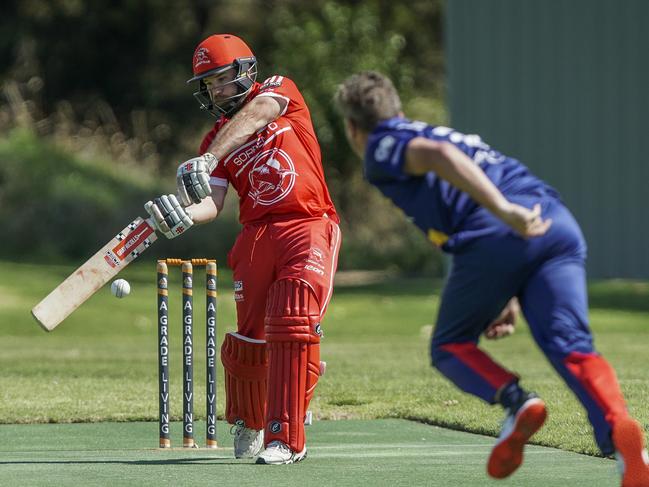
[[199, 76, 339, 225]]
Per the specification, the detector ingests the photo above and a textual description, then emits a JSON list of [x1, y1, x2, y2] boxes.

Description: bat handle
[[177, 192, 190, 209]]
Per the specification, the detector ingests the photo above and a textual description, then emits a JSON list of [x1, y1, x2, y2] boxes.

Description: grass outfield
[[0, 420, 619, 487], [1, 260, 648, 459]]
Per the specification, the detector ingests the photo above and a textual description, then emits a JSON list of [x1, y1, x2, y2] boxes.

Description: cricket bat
[[31, 155, 218, 332], [31, 216, 159, 331]]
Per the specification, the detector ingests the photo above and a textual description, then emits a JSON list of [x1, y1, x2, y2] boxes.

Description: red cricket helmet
[[187, 34, 258, 117]]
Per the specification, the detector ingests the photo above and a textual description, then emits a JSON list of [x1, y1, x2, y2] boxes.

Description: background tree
[[0, 0, 446, 272]]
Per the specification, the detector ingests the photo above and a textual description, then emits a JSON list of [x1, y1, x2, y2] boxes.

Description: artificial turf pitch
[[0, 419, 618, 487]]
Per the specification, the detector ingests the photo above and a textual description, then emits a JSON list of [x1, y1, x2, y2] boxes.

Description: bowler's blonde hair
[[334, 71, 402, 131]]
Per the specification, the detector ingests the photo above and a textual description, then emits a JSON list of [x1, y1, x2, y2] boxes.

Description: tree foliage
[[1, 0, 447, 272]]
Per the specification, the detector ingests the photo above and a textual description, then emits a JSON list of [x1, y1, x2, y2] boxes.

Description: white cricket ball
[[111, 279, 131, 298]]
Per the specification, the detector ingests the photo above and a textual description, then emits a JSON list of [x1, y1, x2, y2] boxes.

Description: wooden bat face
[[31, 216, 158, 331]]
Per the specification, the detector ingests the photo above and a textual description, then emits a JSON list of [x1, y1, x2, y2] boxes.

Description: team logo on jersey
[[194, 47, 211, 68], [247, 148, 298, 207]]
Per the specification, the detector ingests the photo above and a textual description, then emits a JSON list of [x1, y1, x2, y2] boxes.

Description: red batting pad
[[264, 279, 322, 452], [221, 332, 268, 430]]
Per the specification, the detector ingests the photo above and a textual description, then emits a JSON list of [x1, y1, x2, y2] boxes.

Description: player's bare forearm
[[404, 138, 551, 237], [187, 185, 227, 224], [404, 138, 511, 215], [206, 96, 283, 160]]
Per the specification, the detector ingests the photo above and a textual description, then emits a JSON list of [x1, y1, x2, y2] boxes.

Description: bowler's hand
[[176, 153, 218, 206], [144, 194, 193, 239], [484, 298, 519, 340], [498, 203, 552, 238]]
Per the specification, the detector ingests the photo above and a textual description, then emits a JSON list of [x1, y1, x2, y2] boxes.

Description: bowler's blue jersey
[[365, 117, 559, 252]]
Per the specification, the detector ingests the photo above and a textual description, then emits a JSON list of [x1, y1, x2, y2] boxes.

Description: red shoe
[[487, 396, 547, 479], [613, 417, 649, 487]]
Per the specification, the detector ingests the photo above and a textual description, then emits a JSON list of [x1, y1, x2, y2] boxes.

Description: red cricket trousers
[[227, 215, 341, 339]]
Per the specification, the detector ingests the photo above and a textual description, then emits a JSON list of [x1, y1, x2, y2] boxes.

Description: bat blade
[[31, 216, 158, 331]]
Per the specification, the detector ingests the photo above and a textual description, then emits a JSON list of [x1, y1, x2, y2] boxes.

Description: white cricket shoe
[[255, 440, 307, 465], [231, 423, 264, 459]]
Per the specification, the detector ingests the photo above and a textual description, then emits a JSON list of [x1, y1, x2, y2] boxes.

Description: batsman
[[144, 34, 341, 464]]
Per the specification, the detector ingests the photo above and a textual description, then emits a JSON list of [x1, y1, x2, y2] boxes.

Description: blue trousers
[[430, 197, 622, 454]]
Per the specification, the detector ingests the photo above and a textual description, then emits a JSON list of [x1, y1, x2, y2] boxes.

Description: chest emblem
[[248, 148, 298, 206]]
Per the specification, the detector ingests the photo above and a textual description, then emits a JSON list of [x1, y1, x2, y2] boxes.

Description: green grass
[[1, 260, 648, 458], [0, 419, 619, 487]]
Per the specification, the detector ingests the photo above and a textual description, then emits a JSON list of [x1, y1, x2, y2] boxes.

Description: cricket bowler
[[335, 71, 649, 487]]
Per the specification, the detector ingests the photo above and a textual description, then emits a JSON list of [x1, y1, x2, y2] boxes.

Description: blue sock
[[498, 381, 528, 411]]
